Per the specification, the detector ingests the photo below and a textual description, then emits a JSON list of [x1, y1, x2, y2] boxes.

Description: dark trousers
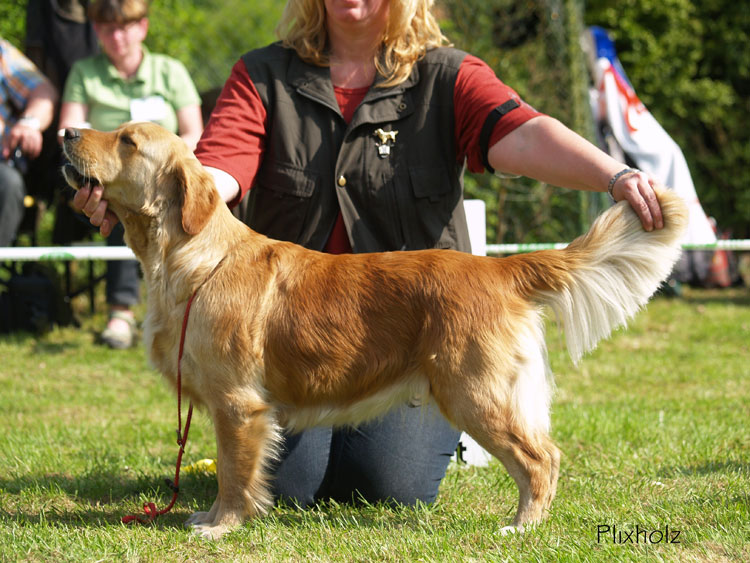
[[105, 222, 140, 306], [0, 162, 25, 246]]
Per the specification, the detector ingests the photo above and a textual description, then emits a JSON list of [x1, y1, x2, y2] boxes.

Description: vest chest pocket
[[398, 166, 462, 250], [247, 162, 319, 244], [410, 167, 453, 202]]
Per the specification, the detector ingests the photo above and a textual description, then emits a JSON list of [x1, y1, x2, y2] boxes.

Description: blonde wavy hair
[[276, 0, 451, 87]]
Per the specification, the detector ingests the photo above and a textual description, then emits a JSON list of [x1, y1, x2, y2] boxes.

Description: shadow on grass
[[0, 470, 453, 533], [0, 470, 218, 529], [1, 504, 192, 531], [667, 460, 750, 476], [32, 339, 84, 354], [0, 330, 86, 355]]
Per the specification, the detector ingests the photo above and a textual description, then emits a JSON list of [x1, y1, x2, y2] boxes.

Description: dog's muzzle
[[61, 129, 97, 190]]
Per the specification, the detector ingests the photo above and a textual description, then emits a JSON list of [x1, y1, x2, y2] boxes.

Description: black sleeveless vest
[[238, 43, 472, 254]]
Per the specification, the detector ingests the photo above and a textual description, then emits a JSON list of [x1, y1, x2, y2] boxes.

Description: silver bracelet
[[18, 115, 41, 130], [607, 168, 638, 200]]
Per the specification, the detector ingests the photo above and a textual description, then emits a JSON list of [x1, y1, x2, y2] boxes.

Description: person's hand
[[610, 170, 664, 232], [72, 183, 120, 238], [2, 121, 43, 160]]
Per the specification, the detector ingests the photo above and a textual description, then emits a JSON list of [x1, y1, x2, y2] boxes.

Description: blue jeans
[[271, 401, 460, 507]]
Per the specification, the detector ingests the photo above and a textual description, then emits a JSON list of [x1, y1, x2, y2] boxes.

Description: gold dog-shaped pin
[[374, 128, 398, 158], [374, 128, 398, 144]]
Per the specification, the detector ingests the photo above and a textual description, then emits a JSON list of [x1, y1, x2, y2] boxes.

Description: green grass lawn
[[0, 287, 748, 562]]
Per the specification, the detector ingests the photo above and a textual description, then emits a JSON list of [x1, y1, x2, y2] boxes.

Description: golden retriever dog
[[62, 122, 688, 539]]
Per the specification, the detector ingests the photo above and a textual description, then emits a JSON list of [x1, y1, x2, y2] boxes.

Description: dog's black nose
[[63, 128, 81, 141]]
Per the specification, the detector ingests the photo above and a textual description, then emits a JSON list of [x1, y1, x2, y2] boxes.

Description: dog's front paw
[[184, 511, 212, 528], [499, 524, 525, 536], [186, 509, 244, 540], [190, 522, 236, 540]]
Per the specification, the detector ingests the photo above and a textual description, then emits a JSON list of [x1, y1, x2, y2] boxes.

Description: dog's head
[[62, 122, 218, 235]]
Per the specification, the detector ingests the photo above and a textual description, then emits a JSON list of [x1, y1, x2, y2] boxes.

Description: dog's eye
[[120, 134, 137, 147]]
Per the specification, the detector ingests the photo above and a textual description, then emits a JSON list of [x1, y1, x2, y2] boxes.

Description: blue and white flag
[[586, 26, 715, 245]]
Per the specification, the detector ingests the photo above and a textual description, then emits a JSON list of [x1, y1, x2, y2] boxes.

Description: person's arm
[[487, 115, 663, 231], [57, 101, 90, 138], [176, 104, 203, 151], [205, 166, 240, 203], [453, 55, 663, 232], [195, 60, 267, 202], [2, 79, 57, 159]]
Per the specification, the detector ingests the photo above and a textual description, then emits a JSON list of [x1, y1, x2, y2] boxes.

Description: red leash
[[122, 290, 197, 525]]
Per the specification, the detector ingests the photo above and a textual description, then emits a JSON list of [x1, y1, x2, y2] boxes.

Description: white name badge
[[130, 95, 168, 123]]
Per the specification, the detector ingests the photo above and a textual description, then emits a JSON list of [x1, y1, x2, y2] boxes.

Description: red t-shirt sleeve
[[195, 60, 266, 198], [454, 54, 543, 173]]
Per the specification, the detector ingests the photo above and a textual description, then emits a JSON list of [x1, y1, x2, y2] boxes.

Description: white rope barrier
[[0, 246, 135, 261], [679, 240, 750, 251], [487, 239, 750, 255], [0, 240, 749, 262]]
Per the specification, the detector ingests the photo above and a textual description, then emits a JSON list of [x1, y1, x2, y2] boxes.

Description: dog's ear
[[174, 158, 220, 235]]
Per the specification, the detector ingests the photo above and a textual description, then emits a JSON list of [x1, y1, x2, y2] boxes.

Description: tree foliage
[[146, 0, 283, 92], [0, 0, 26, 46], [585, 0, 750, 237]]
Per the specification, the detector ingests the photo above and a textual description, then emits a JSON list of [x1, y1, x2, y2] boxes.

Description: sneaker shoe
[[100, 310, 137, 349]]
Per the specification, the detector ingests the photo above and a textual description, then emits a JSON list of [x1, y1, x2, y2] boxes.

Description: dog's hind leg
[[544, 436, 560, 513], [458, 412, 560, 532], [188, 393, 280, 540], [432, 320, 559, 532]]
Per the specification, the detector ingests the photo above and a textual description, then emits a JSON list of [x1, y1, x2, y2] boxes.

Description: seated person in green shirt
[[58, 0, 202, 349]]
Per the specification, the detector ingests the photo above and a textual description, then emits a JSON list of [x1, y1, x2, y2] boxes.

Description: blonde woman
[[75, 0, 664, 506]]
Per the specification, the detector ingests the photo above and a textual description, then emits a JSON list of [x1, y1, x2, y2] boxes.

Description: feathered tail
[[535, 188, 688, 363]]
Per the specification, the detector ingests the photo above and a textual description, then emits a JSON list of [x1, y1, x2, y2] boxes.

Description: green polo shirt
[[62, 46, 200, 133]]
